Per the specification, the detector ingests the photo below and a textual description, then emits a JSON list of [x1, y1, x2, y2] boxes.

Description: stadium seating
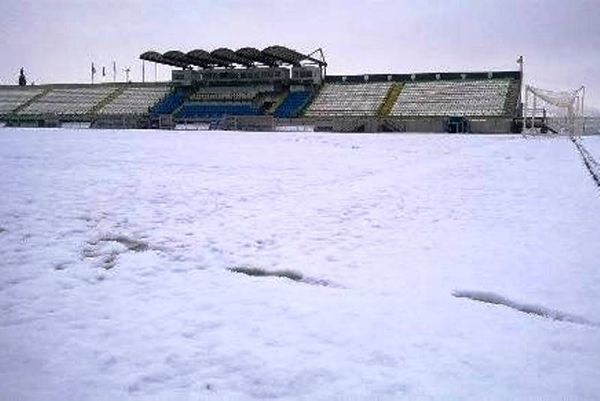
[[390, 79, 512, 117], [151, 92, 186, 115], [99, 85, 170, 115], [273, 91, 312, 118], [305, 82, 392, 117], [176, 102, 262, 119], [173, 84, 276, 120], [18, 86, 115, 116], [0, 88, 44, 115], [189, 85, 274, 101]]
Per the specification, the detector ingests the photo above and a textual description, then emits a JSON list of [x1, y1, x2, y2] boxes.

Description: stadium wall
[[325, 71, 521, 83]]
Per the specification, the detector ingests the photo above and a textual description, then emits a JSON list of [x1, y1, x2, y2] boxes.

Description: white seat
[[0, 88, 44, 114], [390, 79, 512, 117], [305, 82, 392, 117], [99, 85, 170, 115], [18, 86, 115, 115]]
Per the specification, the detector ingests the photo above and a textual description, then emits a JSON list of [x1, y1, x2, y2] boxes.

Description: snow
[[582, 135, 600, 160], [1, 128, 600, 401]]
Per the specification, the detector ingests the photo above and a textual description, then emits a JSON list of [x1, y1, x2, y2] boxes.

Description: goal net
[[524, 85, 585, 135]]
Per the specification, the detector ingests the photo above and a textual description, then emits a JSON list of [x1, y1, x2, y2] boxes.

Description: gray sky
[[1, 0, 599, 108]]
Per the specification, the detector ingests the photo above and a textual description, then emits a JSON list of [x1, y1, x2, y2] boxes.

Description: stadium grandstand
[[0, 87, 45, 116], [3, 45, 589, 133]]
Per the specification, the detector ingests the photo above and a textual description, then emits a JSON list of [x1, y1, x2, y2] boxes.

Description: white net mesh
[[525, 85, 585, 134]]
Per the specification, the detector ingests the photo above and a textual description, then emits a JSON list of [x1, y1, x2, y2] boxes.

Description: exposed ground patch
[[53, 261, 71, 271], [228, 266, 339, 287], [82, 234, 152, 270], [453, 289, 599, 328], [101, 235, 150, 252], [229, 266, 303, 281]]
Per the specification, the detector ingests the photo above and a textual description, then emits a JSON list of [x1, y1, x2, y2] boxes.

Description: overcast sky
[[1, 0, 599, 108]]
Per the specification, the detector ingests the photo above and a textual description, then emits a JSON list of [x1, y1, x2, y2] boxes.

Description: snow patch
[[453, 290, 599, 327]]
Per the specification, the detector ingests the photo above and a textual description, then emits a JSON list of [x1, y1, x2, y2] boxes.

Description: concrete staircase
[[377, 83, 403, 117], [297, 91, 314, 118], [11, 88, 52, 115], [91, 86, 126, 115], [266, 91, 289, 115]]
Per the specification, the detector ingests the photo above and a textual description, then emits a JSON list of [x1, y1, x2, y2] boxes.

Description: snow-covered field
[[582, 135, 600, 160], [1, 128, 600, 401]]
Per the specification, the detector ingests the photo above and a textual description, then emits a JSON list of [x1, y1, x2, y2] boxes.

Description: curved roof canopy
[[140, 51, 188, 68], [211, 48, 254, 67], [162, 50, 196, 68], [262, 46, 326, 67], [235, 48, 279, 67], [187, 49, 230, 68], [262, 46, 306, 66], [140, 46, 326, 68]]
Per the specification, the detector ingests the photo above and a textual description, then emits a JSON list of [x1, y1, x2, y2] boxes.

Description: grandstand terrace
[[188, 85, 275, 102], [0, 87, 45, 117], [305, 82, 393, 117], [273, 90, 313, 118], [98, 84, 170, 116], [171, 84, 272, 121], [390, 79, 512, 117], [0, 45, 532, 133], [18, 85, 116, 116]]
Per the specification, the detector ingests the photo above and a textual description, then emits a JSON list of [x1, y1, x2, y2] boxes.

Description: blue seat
[[273, 91, 311, 118], [151, 92, 186, 116], [175, 102, 262, 119]]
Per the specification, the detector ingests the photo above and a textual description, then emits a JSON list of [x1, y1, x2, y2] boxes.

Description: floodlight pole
[[531, 90, 536, 133], [518, 56, 525, 130], [575, 95, 580, 134], [531, 93, 537, 132], [523, 85, 528, 131], [142, 60, 145, 83], [582, 86, 586, 133]]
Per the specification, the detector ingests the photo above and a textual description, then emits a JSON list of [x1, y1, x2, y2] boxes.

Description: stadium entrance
[[446, 116, 470, 133]]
